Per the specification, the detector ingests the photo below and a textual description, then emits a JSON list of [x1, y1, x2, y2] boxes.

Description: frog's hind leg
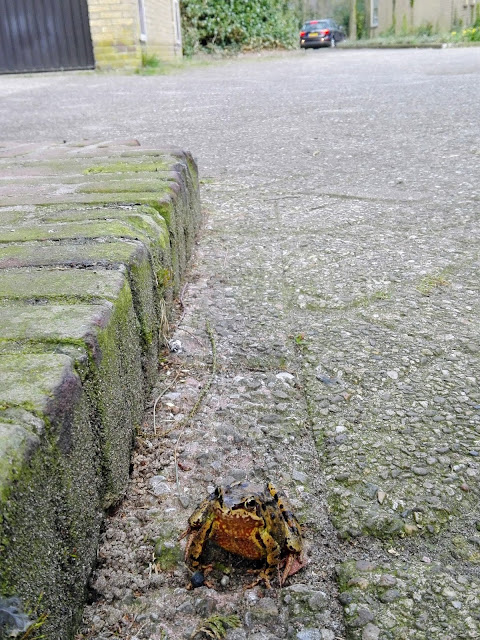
[[243, 528, 282, 590], [244, 566, 275, 590], [280, 553, 307, 586]]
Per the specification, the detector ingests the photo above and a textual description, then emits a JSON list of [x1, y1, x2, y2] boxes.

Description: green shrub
[[462, 25, 480, 40], [355, 0, 367, 39], [180, 0, 298, 55], [333, 2, 351, 35], [416, 22, 433, 36], [450, 24, 480, 42]]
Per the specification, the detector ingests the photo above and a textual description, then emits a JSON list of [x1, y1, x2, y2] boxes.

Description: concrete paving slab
[[0, 303, 114, 340], [0, 239, 145, 268], [0, 267, 126, 300]]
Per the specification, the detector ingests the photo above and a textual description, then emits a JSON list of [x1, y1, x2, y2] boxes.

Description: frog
[[183, 480, 304, 588]]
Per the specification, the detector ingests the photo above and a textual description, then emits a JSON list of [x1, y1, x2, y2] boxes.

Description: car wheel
[[330, 36, 336, 48]]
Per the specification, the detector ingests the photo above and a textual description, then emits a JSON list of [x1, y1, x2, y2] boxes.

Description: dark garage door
[[0, 0, 95, 73]]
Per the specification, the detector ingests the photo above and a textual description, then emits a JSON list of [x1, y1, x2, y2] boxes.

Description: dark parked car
[[300, 19, 345, 49]]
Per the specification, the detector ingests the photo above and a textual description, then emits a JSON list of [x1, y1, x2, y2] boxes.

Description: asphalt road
[[1, 47, 478, 186], [2, 47, 480, 640]]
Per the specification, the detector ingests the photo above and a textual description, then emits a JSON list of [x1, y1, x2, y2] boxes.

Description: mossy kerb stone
[[0, 140, 201, 639]]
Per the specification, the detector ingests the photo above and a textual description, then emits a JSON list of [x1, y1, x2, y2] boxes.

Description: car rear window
[[304, 21, 329, 32]]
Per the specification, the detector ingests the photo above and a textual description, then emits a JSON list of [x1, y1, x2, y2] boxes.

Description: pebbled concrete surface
[[1, 47, 479, 639]]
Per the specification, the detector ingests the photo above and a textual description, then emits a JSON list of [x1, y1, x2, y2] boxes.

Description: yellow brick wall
[[142, 0, 182, 61], [87, 0, 181, 70], [374, 0, 478, 35], [451, 0, 478, 28]]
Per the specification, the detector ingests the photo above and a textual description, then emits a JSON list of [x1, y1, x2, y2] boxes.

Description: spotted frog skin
[[184, 480, 303, 587]]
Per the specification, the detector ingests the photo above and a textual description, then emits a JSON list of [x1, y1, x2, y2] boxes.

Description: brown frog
[[183, 480, 304, 587]]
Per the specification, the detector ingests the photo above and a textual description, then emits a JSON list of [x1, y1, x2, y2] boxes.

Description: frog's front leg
[[184, 514, 216, 568]]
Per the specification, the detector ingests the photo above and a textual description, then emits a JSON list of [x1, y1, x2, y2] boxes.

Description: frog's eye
[[244, 498, 257, 510]]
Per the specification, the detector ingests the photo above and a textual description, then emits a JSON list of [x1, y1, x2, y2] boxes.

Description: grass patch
[[351, 290, 391, 308], [135, 53, 218, 76], [191, 614, 241, 639], [416, 271, 450, 296], [339, 26, 480, 49]]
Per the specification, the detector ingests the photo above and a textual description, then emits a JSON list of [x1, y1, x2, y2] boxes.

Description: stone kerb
[[0, 140, 201, 639]]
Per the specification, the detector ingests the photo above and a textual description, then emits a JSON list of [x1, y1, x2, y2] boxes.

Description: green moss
[[78, 179, 170, 195], [156, 267, 173, 290], [126, 254, 162, 389], [154, 537, 183, 570], [84, 161, 168, 175], [125, 213, 169, 246], [85, 281, 144, 505], [0, 220, 149, 244], [451, 534, 480, 562], [145, 198, 173, 226], [0, 269, 126, 302], [0, 390, 102, 639]]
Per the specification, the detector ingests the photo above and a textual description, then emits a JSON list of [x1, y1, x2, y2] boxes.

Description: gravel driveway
[[1, 47, 479, 640]]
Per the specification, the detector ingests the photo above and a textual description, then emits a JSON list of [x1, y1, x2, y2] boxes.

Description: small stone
[[460, 483, 470, 492], [362, 624, 381, 640], [220, 575, 230, 587], [452, 600, 462, 609], [230, 468, 247, 481], [149, 477, 170, 496], [356, 560, 376, 572], [244, 589, 260, 604], [378, 574, 397, 587], [296, 630, 323, 640], [284, 583, 311, 595], [421, 556, 431, 563], [177, 600, 194, 614], [320, 631, 335, 640], [415, 613, 428, 630], [293, 469, 308, 483], [195, 596, 217, 616], [308, 591, 328, 611], [412, 466, 429, 476], [348, 577, 369, 589], [178, 494, 190, 509], [262, 413, 281, 424], [386, 370, 398, 380], [190, 571, 205, 588], [351, 607, 375, 627], [377, 490, 386, 504], [404, 524, 418, 535], [225, 630, 247, 640], [251, 597, 279, 619], [339, 592, 353, 605], [276, 372, 295, 384], [379, 588, 401, 603]]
